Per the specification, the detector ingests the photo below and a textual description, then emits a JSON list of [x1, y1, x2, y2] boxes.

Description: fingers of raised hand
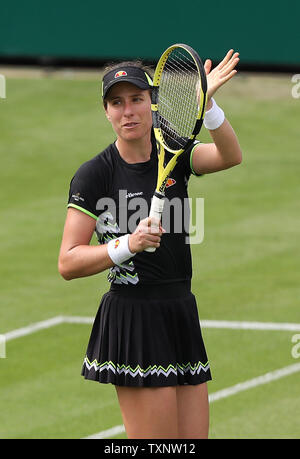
[[217, 49, 238, 69], [218, 50, 239, 76], [204, 59, 212, 76], [209, 50, 239, 88]]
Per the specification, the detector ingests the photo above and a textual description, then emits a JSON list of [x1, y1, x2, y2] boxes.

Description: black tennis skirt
[[81, 281, 212, 387]]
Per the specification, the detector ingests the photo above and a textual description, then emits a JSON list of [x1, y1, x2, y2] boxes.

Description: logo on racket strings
[[115, 71, 127, 78]]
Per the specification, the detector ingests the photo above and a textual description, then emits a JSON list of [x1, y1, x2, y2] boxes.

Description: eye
[[111, 99, 121, 106], [133, 96, 143, 103]]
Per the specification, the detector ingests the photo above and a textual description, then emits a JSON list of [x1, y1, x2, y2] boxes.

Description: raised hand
[[204, 49, 239, 101]]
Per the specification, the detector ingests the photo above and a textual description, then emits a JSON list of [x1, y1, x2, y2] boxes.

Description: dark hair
[[102, 60, 154, 109]]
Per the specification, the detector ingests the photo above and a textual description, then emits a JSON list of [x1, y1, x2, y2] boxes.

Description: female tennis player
[[58, 49, 242, 439]]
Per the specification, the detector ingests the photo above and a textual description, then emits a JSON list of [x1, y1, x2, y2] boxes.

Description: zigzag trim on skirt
[[83, 356, 210, 378]]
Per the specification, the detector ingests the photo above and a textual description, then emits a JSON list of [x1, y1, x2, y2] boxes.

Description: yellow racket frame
[[151, 43, 207, 194]]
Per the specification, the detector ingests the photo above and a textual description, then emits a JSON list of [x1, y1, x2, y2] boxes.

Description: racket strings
[[169, 51, 197, 73], [158, 48, 200, 150]]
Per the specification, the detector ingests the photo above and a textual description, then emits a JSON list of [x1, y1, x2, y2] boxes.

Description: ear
[[105, 109, 111, 121], [103, 100, 110, 120]]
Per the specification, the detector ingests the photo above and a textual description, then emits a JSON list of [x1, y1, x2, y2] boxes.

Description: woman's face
[[105, 82, 152, 142]]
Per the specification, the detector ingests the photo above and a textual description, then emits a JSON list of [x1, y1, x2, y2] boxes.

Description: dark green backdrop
[[1, 0, 299, 66]]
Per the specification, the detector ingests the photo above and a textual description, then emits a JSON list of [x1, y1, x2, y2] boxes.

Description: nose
[[123, 100, 134, 117]]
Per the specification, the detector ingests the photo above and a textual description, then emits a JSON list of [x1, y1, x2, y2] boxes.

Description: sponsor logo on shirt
[[125, 191, 144, 199], [165, 178, 176, 189], [72, 192, 85, 202]]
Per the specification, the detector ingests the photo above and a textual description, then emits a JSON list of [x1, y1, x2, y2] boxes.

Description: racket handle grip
[[145, 194, 165, 253]]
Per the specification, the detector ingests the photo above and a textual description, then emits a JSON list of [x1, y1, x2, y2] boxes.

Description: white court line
[[3, 316, 93, 341], [3, 316, 300, 439], [202, 320, 300, 332], [64, 317, 300, 332], [208, 361, 300, 402], [84, 425, 126, 440], [4, 316, 65, 341], [4, 316, 300, 341]]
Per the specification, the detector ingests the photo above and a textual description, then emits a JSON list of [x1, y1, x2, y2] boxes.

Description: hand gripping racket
[[145, 43, 207, 252]]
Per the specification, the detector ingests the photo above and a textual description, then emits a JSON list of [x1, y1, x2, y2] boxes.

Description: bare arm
[[58, 208, 163, 280], [192, 118, 242, 174], [58, 208, 113, 280]]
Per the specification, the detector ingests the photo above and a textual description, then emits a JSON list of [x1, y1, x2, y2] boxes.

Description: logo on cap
[[114, 71, 127, 78]]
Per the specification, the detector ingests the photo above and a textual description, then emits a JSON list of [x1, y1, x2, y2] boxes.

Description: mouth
[[123, 122, 139, 129]]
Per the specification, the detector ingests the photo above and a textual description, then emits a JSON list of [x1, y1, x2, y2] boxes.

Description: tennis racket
[[145, 43, 207, 252]]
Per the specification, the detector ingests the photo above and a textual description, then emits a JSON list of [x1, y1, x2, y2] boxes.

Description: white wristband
[[107, 234, 136, 265], [203, 98, 225, 130]]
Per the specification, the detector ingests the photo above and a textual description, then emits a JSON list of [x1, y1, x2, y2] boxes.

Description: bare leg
[[176, 383, 209, 439], [115, 386, 178, 439]]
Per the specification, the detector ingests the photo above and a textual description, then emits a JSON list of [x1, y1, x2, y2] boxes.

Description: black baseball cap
[[102, 66, 153, 99]]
